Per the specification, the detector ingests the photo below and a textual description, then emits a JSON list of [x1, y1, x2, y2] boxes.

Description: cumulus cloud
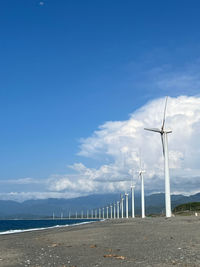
[[48, 96, 200, 196], [2, 95, 199, 201], [0, 191, 81, 202]]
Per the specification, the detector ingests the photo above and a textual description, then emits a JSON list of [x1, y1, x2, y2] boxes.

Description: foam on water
[[0, 220, 98, 235]]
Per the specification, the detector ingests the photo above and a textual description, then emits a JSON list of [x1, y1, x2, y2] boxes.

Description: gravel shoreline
[[0, 216, 199, 266]]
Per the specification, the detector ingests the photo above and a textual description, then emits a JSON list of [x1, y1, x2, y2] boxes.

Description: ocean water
[[0, 219, 98, 235]]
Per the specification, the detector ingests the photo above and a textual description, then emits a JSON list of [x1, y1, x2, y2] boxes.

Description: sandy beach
[[0, 216, 199, 267]]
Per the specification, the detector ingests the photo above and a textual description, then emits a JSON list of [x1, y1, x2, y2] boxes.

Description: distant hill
[[173, 202, 200, 213], [0, 192, 200, 219]]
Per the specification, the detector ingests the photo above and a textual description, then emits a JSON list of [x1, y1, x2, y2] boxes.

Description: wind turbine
[[106, 206, 109, 219], [131, 185, 135, 218], [138, 156, 145, 218], [117, 201, 120, 219], [120, 194, 124, 218], [102, 207, 105, 219], [99, 208, 101, 219], [125, 193, 129, 218], [110, 204, 113, 219], [144, 97, 172, 217], [113, 203, 116, 219], [91, 209, 93, 219]]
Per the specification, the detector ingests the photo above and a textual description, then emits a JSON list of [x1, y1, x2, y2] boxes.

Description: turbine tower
[[113, 203, 116, 219], [138, 156, 145, 218], [131, 185, 135, 218], [106, 206, 109, 219], [125, 193, 129, 218], [102, 207, 105, 219], [117, 201, 120, 219], [110, 204, 113, 219], [144, 97, 172, 217], [120, 194, 124, 218]]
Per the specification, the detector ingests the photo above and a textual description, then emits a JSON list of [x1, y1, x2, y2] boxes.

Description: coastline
[[0, 219, 99, 235], [0, 216, 199, 266]]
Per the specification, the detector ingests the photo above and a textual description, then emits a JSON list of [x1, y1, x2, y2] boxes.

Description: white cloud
[[0, 178, 44, 185], [48, 96, 200, 196], [1, 95, 200, 201], [0, 191, 81, 202]]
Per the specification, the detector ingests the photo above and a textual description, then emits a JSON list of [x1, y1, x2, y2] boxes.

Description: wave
[[0, 220, 99, 235]]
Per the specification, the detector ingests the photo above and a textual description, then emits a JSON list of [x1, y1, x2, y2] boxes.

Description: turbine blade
[[144, 127, 161, 133], [161, 96, 168, 130], [161, 134, 165, 156]]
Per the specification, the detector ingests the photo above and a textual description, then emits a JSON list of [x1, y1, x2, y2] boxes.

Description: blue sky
[[1, 0, 200, 200]]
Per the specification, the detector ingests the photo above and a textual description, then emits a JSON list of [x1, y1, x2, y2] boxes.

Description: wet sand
[[0, 216, 200, 266]]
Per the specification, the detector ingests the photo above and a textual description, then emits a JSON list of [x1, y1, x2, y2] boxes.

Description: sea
[[0, 219, 98, 235]]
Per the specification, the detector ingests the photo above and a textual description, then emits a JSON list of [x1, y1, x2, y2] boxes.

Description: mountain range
[[0, 192, 200, 219]]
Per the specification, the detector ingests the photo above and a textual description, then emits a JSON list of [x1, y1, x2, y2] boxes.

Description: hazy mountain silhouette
[[0, 192, 199, 219]]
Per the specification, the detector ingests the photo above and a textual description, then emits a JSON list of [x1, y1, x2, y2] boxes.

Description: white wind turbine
[[144, 97, 172, 217], [99, 208, 101, 219], [117, 201, 120, 219], [91, 209, 93, 219], [110, 204, 113, 219], [113, 203, 116, 219], [125, 193, 129, 218], [138, 155, 145, 218], [120, 194, 124, 218], [106, 206, 109, 219], [130, 172, 135, 218]]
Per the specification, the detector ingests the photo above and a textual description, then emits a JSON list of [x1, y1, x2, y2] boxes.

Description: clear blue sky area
[[0, 0, 200, 179]]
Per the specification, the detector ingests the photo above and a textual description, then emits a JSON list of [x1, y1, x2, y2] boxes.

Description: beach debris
[[90, 244, 97, 248], [48, 243, 59, 248], [103, 254, 126, 260]]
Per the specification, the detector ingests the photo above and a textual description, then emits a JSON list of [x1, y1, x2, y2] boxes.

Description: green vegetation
[[173, 202, 200, 213]]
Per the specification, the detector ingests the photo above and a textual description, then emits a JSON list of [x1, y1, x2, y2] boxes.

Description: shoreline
[[0, 216, 199, 266], [0, 219, 100, 236]]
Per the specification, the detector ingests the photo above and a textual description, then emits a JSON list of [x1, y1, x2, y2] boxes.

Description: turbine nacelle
[[144, 127, 172, 134], [138, 170, 145, 176]]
